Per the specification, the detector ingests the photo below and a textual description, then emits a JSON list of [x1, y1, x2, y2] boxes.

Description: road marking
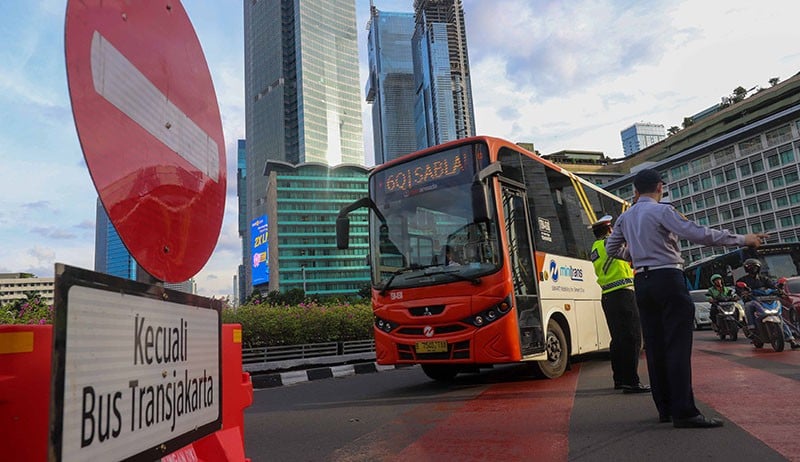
[[90, 31, 219, 182]]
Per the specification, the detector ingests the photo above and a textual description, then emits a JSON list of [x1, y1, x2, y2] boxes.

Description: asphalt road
[[244, 329, 799, 461]]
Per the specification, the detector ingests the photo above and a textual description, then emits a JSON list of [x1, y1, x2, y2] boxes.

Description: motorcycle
[[738, 284, 786, 352], [712, 298, 743, 341]]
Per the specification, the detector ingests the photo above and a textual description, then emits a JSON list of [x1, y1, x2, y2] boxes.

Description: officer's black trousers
[[634, 268, 700, 420], [600, 288, 642, 386]]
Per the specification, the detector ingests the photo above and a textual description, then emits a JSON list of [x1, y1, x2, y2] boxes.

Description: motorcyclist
[[705, 274, 738, 330], [735, 258, 800, 348]]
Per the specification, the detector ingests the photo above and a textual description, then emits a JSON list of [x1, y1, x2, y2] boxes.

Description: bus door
[[500, 182, 545, 356]]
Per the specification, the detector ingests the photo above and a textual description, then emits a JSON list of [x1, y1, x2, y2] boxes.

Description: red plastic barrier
[[0, 325, 51, 462], [0, 323, 252, 462], [176, 324, 253, 461]]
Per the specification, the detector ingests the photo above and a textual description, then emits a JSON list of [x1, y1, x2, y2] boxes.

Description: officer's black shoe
[[790, 340, 800, 349], [620, 383, 651, 394], [673, 414, 724, 428]]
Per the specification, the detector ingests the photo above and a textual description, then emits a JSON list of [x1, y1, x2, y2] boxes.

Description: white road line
[[90, 31, 219, 182]]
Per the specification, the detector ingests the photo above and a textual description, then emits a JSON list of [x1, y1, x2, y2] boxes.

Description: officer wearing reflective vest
[[590, 215, 649, 394]]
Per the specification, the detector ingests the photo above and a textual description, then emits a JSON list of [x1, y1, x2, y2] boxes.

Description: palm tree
[[769, 77, 780, 87]]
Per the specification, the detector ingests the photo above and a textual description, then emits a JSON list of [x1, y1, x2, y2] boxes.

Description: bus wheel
[[534, 321, 568, 379], [421, 364, 459, 382]]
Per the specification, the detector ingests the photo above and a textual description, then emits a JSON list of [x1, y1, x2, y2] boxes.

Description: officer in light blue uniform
[[606, 169, 767, 429]]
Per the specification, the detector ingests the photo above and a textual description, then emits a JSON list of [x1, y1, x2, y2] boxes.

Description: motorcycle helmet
[[743, 258, 761, 275], [710, 274, 723, 284]]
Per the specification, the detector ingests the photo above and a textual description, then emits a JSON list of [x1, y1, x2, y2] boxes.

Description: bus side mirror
[[336, 216, 350, 249], [472, 182, 489, 223]]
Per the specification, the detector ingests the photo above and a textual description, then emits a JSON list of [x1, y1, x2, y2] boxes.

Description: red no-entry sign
[[65, 0, 226, 282]]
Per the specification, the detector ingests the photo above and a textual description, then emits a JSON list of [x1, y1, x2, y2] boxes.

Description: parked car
[[690, 290, 713, 330]]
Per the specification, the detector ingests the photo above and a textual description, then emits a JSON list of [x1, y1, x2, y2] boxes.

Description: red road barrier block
[[0, 323, 253, 462], [0, 325, 52, 462], [168, 324, 254, 462], [221, 324, 253, 436]]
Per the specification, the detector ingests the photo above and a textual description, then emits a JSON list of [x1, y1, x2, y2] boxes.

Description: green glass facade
[[264, 162, 370, 295], [243, 0, 364, 296]]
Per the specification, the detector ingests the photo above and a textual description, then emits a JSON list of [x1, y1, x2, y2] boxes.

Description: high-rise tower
[[366, 5, 416, 165], [94, 198, 136, 280], [95, 198, 195, 293], [243, 0, 364, 293], [412, 0, 475, 149]]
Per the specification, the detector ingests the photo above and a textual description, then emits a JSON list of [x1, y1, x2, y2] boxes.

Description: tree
[[731, 86, 748, 103], [667, 126, 681, 136], [769, 77, 780, 87], [682, 117, 694, 129]]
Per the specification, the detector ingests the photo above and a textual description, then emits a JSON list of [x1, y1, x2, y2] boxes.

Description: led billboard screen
[[251, 215, 269, 286]]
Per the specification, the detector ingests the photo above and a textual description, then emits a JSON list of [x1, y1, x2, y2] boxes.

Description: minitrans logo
[[550, 259, 584, 282]]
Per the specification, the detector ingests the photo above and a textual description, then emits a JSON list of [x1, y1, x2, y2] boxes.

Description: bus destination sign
[[376, 148, 476, 200]]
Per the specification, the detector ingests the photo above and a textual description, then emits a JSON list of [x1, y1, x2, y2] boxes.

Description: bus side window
[[513, 151, 568, 256]]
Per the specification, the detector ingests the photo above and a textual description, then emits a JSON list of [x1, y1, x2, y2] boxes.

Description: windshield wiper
[[379, 264, 426, 295], [441, 271, 481, 285], [407, 266, 482, 285]]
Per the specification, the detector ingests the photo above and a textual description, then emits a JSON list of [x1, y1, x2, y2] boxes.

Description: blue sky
[[1, 0, 799, 299]]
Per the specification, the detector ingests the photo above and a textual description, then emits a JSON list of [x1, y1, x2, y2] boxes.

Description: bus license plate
[[415, 340, 448, 353]]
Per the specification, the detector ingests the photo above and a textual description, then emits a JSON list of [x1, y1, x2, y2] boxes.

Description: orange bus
[[337, 136, 629, 380]]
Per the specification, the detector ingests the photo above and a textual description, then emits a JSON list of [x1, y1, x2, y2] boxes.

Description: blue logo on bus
[[549, 260, 559, 282], [550, 259, 584, 282]]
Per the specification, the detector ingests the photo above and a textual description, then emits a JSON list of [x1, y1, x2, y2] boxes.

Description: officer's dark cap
[[633, 169, 664, 191]]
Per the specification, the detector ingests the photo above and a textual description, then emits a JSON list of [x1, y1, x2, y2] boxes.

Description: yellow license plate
[[415, 340, 448, 353]]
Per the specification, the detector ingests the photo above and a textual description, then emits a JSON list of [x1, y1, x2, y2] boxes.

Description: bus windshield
[[368, 143, 500, 289]]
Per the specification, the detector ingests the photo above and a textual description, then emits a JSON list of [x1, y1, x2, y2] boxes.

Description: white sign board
[[51, 266, 221, 461]]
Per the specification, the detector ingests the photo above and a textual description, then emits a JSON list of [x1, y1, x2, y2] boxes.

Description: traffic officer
[[605, 168, 767, 429], [589, 215, 649, 393]]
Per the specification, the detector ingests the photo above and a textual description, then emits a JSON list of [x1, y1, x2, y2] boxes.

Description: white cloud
[[2, 0, 799, 299]]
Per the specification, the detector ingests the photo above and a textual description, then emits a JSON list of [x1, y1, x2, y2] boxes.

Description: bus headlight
[[375, 316, 395, 333], [462, 296, 512, 328]]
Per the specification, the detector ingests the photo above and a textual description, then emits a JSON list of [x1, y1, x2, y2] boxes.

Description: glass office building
[[603, 74, 800, 264], [412, 0, 475, 149], [366, 7, 417, 165], [95, 198, 195, 293], [236, 139, 247, 305], [262, 162, 370, 295], [94, 198, 136, 280], [620, 122, 666, 157], [244, 0, 365, 294]]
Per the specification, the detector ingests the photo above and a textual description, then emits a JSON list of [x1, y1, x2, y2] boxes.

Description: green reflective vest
[[590, 238, 634, 294]]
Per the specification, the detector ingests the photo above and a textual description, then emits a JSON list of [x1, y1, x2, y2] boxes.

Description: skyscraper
[[412, 0, 475, 149], [236, 139, 247, 304], [366, 5, 416, 165], [243, 0, 364, 294], [620, 122, 666, 157], [94, 198, 136, 280], [95, 198, 195, 293]]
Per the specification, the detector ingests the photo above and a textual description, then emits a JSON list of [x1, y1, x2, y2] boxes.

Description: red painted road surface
[[389, 370, 577, 461], [327, 331, 799, 462], [693, 340, 800, 460]]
